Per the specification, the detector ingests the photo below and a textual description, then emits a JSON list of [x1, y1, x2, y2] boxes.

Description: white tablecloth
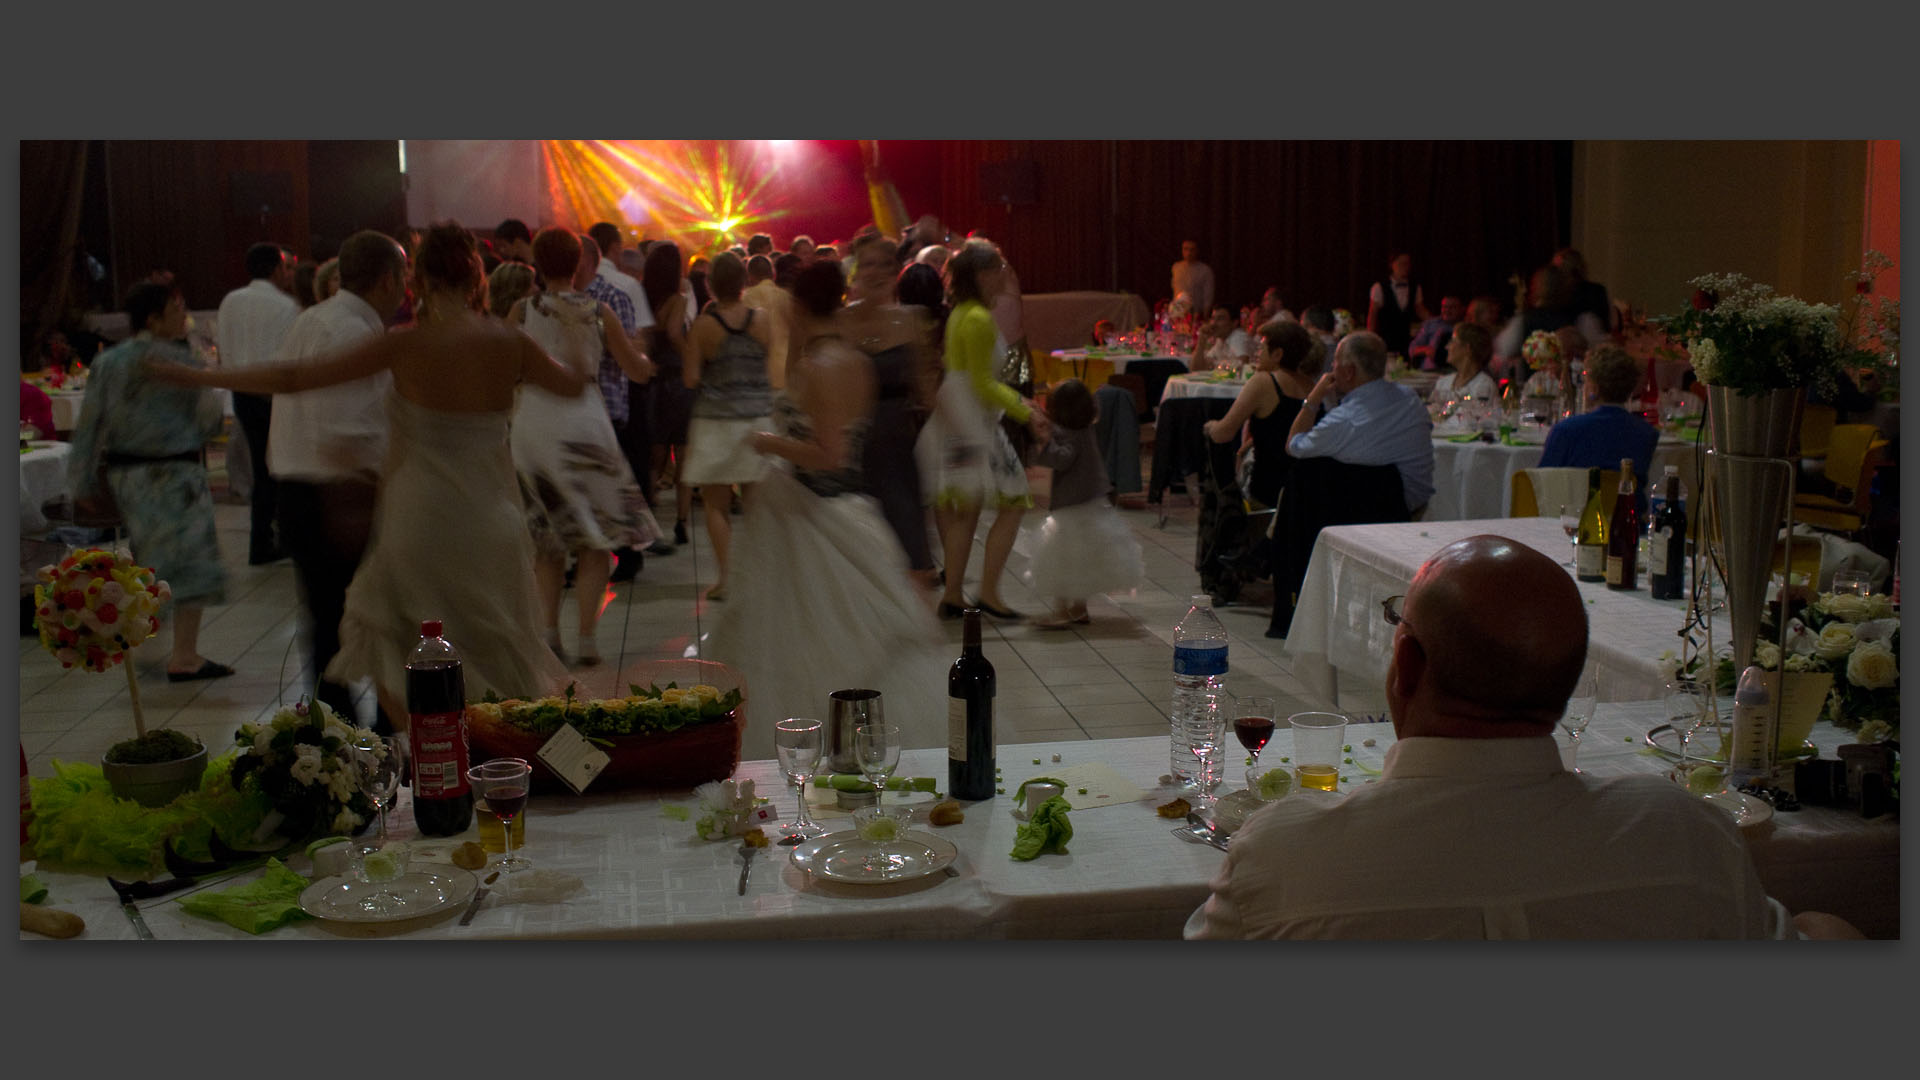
[[1160, 374, 1247, 402], [47, 391, 86, 432], [26, 720, 1893, 939], [1285, 516, 1716, 707], [1425, 435, 1704, 522], [19, 442, 71, 533], [1051, 349, 1189, 376]]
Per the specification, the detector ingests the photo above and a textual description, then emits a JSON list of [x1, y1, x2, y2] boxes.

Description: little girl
[[1024, 379, 1145, 629]]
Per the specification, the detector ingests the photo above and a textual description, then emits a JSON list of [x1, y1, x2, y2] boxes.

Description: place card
[[536, 723, 611, 795], [1042, 761, 1146, 810]]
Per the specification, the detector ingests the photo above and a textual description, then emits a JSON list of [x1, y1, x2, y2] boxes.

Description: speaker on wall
[[978, 159, 1037, 206]]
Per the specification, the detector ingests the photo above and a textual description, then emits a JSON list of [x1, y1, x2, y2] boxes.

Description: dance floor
[[16, 452, 1372, 779]]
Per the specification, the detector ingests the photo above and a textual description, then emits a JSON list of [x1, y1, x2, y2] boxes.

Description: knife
[[105, 877, 156, 939], [459, 871, 500, 926]]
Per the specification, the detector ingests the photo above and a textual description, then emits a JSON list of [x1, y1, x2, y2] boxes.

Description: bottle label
[[1173, 645, 1228, 677], [1605, 554, 1624, 586], [1649, 528, 1672, 575], [410, 710, 470, 798], [1576, 544, 1605, 578], [948, 697, 967, 763]]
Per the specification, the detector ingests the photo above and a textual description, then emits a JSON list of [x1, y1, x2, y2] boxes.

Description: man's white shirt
[[266, 290, 392, 484], [215, 279, 299, 371]]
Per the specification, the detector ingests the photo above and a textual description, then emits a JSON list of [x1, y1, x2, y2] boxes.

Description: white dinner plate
[[299, 868, 478, 924], [1703, 791, 1774, 829], [788, 829, 958, 884]]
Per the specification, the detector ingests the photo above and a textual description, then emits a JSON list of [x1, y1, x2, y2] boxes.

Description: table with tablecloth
[[1285, 516, 1726, 707], [25, 720, 1892, 939], [1425, 433, 1704, 522], [19, 442, 71, 534], [1148, 376, 1243, 504]]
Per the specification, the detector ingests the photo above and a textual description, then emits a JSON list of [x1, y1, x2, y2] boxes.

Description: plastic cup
[[1287, 711, 1348, 792]]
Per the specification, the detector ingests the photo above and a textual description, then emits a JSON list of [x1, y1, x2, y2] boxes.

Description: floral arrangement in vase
[[33, 548, 170, 675], [1522, 329, 1562, 367], [1664, 589, 1900, 742], [1838, 249, 1900, 401], [229, 699, 383, 840]]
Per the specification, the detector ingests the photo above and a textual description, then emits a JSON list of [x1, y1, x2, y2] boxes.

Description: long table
[[24, 718, 1892, 939], [1286, 516, 1718, 707], [1426, 433, 1704, 522]]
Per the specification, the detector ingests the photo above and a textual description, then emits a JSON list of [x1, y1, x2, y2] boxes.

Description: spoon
[[777, 834, 805, 847], [737, 842, 758, 895]]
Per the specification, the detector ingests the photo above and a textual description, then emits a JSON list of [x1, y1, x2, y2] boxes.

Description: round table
[[19, 441, 71, 533], [1159, 373, 1248, 402]]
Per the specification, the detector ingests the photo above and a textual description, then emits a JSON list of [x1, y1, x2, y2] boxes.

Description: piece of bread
[[928, 799, 965, 826]]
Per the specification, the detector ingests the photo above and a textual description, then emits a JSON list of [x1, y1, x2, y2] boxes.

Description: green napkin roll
[[178, 858, 315, 934], [809, 774, 938, 793], [21, 874, 49, 905], [1009, 796, 1073, 860]]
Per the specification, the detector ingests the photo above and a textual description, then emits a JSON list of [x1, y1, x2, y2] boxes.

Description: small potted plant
[[32, 548, 205, 806]]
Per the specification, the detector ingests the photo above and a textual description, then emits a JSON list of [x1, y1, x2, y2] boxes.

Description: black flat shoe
[[674, 522, 689, 545], [938, 602, 968, 620], [167, 660, 235, 682], [972, 598, 1023, 621]]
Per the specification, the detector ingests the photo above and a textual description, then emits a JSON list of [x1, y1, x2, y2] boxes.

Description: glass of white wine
[[1558, 505, 1581, 568], [774, 718, 825, 844]]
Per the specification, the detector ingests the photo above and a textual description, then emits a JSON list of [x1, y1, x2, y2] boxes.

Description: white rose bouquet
[[228, 699, 384, 840], [1709, 589, 1900, 740]]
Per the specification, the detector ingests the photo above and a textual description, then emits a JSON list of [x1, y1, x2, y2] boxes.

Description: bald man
[[1186, 535, 1847, 939]]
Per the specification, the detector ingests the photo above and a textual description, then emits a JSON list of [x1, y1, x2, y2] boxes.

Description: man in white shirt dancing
[[216, 242, 301, 564], [268, 230, 409, 732], [1188, 534, 1861, 939]]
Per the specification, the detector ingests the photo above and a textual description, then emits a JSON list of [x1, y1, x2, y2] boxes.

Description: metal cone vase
[[1703, 385, 1801, 670]]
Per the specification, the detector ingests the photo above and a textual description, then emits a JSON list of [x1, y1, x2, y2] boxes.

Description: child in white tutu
[[1025, 379, 1144, 629]]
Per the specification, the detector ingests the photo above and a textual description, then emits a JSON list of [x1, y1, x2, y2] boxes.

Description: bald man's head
[[1401, 535, 1588, 726]]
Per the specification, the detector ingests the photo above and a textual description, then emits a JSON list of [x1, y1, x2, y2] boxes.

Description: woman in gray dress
[[66, 281, 233, 680]]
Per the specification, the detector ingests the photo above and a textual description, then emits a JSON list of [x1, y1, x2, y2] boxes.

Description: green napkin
[[1010, 796, 1073, 860], [178, 858, 314, 934], [810, 774, 937, 793], [21, 873, 48, 905], [1501, 432, 1540, 447], [1445, 433, 1481, 443]]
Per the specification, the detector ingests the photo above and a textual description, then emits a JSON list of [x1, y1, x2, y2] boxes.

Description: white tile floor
[[15, 453, 1384, 778]]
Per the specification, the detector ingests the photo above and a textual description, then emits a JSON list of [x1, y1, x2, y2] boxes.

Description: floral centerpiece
[[228, 699, 382, 840], [1522, 329, 1561, 368], [1664, 589, 1900, 743], [1838, 250, 1900, 401], [1654, 272, 1849, 397]]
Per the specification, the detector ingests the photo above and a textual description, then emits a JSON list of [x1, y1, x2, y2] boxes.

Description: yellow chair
[[1771, 537, 1822, 587], [1793, 424, 1889, 534], [1511, 468, 1619, 520]]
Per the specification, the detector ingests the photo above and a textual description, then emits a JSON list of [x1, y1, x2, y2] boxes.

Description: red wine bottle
[[1648, 467, 1687, 600], [947, 609, 996, 801], [1605, 459, 1640, 591], [407, 619, 473, 836]]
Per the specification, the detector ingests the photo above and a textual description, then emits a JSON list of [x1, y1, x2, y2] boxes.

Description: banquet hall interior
[[13, 139, 1902, 940]]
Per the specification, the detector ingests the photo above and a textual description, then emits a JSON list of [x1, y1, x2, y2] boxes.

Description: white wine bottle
[[1574, 467, 1607, 583]]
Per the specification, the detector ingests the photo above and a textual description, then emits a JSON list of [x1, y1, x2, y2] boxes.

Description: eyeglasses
[[1380, 594, 1412, 632]]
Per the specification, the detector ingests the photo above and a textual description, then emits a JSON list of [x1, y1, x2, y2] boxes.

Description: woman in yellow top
[[923, 241, 1049, 619]]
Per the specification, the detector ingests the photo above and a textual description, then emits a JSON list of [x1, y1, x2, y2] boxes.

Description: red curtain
[[18, 141, 89, 358], [923, 140, 1566, 317]]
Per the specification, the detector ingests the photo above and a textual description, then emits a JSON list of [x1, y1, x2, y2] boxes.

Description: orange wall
[[1862, 140, 1900, 305]]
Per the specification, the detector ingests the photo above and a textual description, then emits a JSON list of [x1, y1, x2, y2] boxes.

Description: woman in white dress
[[1432, 321, 1499, 404], [680, 251, 774, 603], [147, 223, 576, 723], [703, 260, 948, 759], [509, 228, 660, 664]]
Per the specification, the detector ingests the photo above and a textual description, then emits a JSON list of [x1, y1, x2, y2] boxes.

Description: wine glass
[[1558, 505, 1581, 568], [351, 732, 401, 851], [1664, 678, 1710, 785], [1188, 694, 1227, 813], [1233, 696, 1276, 784], [854, 723, 901, 807], [774, 718, 826, 843], [467, 759, 533, 873], [1560, 669, 1598, 773]]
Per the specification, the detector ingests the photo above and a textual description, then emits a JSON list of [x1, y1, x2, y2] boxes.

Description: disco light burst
[[542, 140, 791, 255]]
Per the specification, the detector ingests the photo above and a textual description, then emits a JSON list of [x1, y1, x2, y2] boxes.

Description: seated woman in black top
[[1200, 319, 1323, 508]]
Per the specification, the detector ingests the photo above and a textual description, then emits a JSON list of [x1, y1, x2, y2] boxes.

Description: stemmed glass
[[467, 759, 533, 873], [1233, 696, 1275, 785], [1560, 669, 1598, 773], [854, 723, 901, 805], [1188, 694, 1227, 813], [774, 718, 826, 844], [1664, 678, 1710, 784], [351, 732, 401, 850], [1558, 505, 1581, 568]]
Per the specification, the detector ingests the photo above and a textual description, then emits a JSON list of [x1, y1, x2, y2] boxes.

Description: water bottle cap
[[1735, 665, 1770, 705], [420, 619, 443, 638]]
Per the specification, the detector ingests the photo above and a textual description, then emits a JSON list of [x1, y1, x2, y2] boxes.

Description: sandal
[[705, 584, 726, 602], [166, 660, 235, 683]]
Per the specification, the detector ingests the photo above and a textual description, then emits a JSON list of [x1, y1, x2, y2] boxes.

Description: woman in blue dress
[[66, 281, 233, 681]]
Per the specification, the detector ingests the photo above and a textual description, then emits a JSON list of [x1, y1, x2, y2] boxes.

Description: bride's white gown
[[702, 380, 949, 761]]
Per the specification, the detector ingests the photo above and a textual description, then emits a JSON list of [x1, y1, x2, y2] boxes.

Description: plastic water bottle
[[1170, 595, 1228, 785], [1727, 665, 1773, 790]]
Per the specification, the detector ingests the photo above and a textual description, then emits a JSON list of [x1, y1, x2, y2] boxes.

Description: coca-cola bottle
[[407, 620, 473, 836]]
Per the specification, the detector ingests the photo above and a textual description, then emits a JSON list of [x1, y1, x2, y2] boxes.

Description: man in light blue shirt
[[1287, 330, 1435, 514]]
